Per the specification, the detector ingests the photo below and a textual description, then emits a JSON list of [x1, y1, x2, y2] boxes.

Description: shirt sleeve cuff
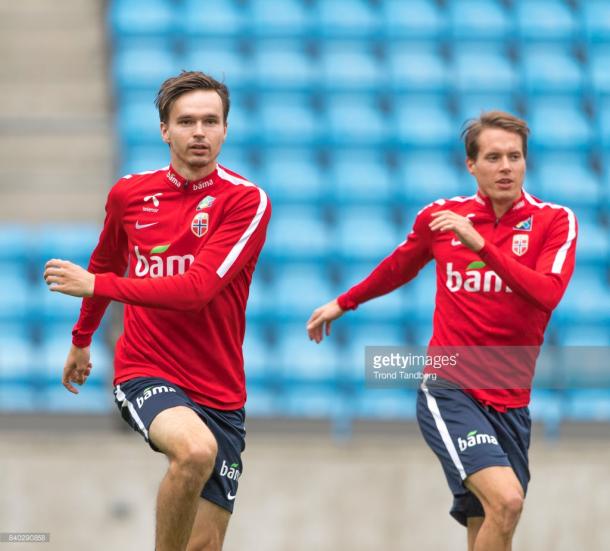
[[337, 292, 358, 311], [71, 329, 92, 348], [93, 272, 118, 299]]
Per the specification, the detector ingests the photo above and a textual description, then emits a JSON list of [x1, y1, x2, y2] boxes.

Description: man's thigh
[[149, 405, 217, 460], [186, 499, 231, 551], [465, 465, 524, 509]]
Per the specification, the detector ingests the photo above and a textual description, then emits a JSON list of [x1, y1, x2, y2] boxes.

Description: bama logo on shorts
[[220, 460, 241, 481], [457, 430, 499, 452], [136, 385, 176, 408]]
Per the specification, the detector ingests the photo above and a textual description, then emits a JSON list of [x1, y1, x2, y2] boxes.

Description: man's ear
[[160, 122, 170, 144], [465, 156, 476, 176]]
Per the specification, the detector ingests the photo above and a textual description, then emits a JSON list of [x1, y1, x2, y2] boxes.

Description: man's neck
[[171, 160, 217, 182]]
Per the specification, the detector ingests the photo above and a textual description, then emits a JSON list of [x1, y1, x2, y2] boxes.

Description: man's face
[[466, 128, 526, 204], [160, 89, 227, 172]]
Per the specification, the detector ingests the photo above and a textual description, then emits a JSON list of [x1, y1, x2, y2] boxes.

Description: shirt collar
[[165, 164, 219, 192]]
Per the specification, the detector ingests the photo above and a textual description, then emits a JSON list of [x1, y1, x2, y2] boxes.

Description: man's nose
[[193, 121, 205, 136], [500, 156, 511, 171]]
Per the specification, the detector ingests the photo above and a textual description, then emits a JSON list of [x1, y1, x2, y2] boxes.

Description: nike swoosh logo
[[227, 492, 236, 500], [135, 221, 158, 229], [451, 239, 462, 246]]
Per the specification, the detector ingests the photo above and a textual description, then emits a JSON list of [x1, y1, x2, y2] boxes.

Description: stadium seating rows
[[2, 0, 609, 427]]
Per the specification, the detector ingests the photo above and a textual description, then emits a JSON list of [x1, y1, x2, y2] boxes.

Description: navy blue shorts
[[114, 377, 246, 514], [416, 379, 531, 526]]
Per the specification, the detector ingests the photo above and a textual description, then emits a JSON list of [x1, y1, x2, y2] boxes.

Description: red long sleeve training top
[[337, 190, 577, 410], [72, 164, 271, 409]]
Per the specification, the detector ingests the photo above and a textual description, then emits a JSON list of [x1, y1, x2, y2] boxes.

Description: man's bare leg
[[467, 517, 484, 551], [186, 499, 231, 551], [150, 406, 219, 551], [465, 466, 524, 551]]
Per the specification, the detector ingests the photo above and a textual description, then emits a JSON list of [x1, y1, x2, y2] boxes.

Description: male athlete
[[307, 112, 577, 551], [43, 71, 271, 551]]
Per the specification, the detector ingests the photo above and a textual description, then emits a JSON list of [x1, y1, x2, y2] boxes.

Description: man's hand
[[429, 210, 485, 252], [306, 299, 345, 343], [63, 345, 92, 394], [43, 259, 95, 298]]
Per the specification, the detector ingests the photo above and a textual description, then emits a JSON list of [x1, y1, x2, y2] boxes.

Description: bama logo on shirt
[[134, 245, 194, 278], [445, 262, 512, 293], [136, 385, 176, 408]]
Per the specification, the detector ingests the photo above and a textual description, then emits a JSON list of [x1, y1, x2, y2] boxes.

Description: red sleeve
[[337, 206, 434, 310], [93, 187, 271, 311], [478, 207, 577, 313], [72, 183, 129, 347]]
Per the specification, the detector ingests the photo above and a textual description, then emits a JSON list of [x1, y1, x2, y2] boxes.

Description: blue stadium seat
[[536, 153, 601, 212], [387, 43, 448, 93], [273, 264, 338, 320], [335, 207, 401, 262], [449, 0, 512, 41], [276, 322, 341, 384], [183, 41, 252, 91], [0, 268, 30, 322], [280, 387, 346, 418], [246, 276, 273, 321], [113, 43, 179, 93], [41, 386, 113, 413], [590, 45, 610, 96], [557, 324, 610, 346], [121, 145, 169, 176], [254, 40, 315, 91], [117, 95, 163, 146], [582, 0, 610, 43], [516, 0, 577, 42], [321, 42, 383, 92], [35, 280, 83, 324], [317, 0, 381, 38], [395, 96, 455, 148], [599, 97, 610, 150], [243, 322, 272, 383], [522, 46, 583, 94], [259, 94, 320, 146], [554, 267, 610, 325], [222, 100, 254, 146], [245, 385, 278, 417], [108, 0, 175, 40], [458, 93, 518, 123], [33, 224, 100, 268], [261, 148, 324, 204], [564, 390, 610, 422], [326, 94, 389, 146], [574, 222, 610, 268], [250, 0, 313, 37], [330, 150, 393, 205], [529, 98, 593, 150], [182, 0, 245, 38], [0, 332, 35, 385], [399, 152, 462, 204], [265, 206, 333, 261], [0, 384, 37, 412], [453, 45, 517, 93], [383, 0, 445, 40], [353, 388, 417, 420], [38, 324, 112, 386], [217, 146, 258, 182], [0, 225, 30, 268]]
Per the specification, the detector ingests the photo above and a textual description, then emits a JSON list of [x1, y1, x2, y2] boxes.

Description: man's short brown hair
[[461, 111, 530, 160], [155, 71, 230, 124]]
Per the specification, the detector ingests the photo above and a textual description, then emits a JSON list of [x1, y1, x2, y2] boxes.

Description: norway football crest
[[191, 212, 209, 238], [512, 234, 529, 256]]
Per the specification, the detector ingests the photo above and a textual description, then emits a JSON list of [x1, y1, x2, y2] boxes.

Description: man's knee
[[170, 436, 218, 481], [486, 490, 524, 534], [186, 530, 222, 551]]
